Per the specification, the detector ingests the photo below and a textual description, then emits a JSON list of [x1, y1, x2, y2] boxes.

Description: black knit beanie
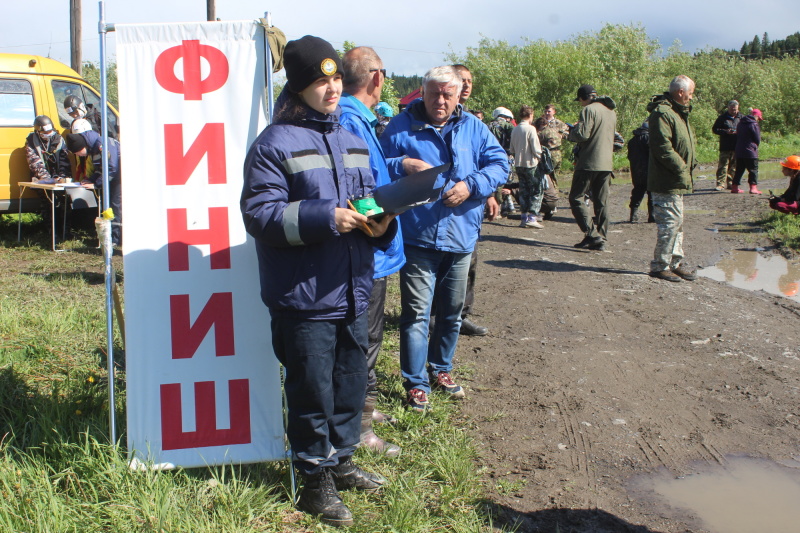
[[65, 133, 88, 153], [284, 35, 342, 93]]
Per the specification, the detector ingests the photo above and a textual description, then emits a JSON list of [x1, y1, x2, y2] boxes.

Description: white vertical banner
[[117, 21, 285, 467]]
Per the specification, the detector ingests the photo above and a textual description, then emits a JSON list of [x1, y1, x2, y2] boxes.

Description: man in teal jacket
[[646, 75, 698, 283], [339, 46, 403, 457]]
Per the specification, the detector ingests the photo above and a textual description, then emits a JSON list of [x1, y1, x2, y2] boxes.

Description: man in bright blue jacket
[[380, 65, 508, 411], [339, 46, 403, 457]]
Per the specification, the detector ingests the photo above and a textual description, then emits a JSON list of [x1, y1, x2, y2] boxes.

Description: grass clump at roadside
[[760, 209, 800, 253], [0, 216, 498, 532]]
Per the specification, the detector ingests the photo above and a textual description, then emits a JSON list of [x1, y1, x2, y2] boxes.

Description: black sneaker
[[574, 236, 601, 249], [431, 371, 466, 399], [587, 239, 606, 251]]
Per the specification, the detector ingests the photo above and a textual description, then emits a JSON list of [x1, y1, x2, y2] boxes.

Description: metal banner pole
[[98, 0, 117, 445]]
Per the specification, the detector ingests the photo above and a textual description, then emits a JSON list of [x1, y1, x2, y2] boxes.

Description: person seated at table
[[25, 115, 71, 184], [65, 130, 122, 246]]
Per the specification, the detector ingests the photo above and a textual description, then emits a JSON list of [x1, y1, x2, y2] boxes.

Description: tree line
[[735, 31, 800, 59], [432, 24, 800, 148]]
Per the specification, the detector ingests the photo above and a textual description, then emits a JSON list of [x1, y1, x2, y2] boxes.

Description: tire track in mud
[[555, 395, 597, 507]]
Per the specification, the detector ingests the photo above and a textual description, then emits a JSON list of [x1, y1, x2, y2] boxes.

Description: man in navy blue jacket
[[65, 130, 122, 245], [380, 65, 507, 411], [339, 46, 402, 457]]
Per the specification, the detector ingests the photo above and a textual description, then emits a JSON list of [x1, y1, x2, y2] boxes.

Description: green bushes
[[450, 24, 800, 164]]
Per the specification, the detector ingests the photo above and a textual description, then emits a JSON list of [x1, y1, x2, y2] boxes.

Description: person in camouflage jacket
[[536, 104, 569, 185], [25, 115, 71, 184]]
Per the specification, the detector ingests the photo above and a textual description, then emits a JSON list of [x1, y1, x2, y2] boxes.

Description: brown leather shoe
[[671, 265, 697, 281], [649, 270, 682, 282]]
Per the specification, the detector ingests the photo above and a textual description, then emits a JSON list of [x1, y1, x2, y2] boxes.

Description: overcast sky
[[4, 1, 798, 77]]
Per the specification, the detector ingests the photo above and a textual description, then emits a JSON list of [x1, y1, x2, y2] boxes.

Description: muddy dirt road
[[456, 168, 800, 532]]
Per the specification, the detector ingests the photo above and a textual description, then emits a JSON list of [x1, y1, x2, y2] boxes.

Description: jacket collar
[[340, 93, 377, 127], [406, 98, 464, 132]]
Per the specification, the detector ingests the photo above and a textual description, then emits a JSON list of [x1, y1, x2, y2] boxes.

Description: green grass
[[0, 215, 501, 532], [759, 209, 800, 252]]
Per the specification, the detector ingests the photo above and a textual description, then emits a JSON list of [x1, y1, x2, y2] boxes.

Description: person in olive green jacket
[[567, 84, 617, 251], [646, 75, 698, 283]]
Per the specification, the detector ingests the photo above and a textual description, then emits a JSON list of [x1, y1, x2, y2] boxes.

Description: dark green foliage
[[81, 61, 118, 108], [735, 30, 800, 59], [391, 74, 423, 98]]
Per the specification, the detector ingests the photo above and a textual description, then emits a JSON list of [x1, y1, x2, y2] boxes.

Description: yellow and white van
[[0, 53, 120, 212]]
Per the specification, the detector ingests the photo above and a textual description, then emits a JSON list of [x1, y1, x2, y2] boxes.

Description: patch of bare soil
[[457, 169, 800, 533]]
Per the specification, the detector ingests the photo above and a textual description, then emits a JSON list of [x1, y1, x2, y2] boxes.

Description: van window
[[51, 80, 86, 128], [0, 78, 35, 127], [51, 80, 119, 135]]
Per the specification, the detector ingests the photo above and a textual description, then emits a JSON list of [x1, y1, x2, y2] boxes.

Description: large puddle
[[699, 249, 800, 302], [637, 457, 800, 533]]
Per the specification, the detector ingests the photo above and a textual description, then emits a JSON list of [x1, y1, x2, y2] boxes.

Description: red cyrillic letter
[[164, 123, 227, 186], [167, 207, 230, 271], [170, 293, 235, 359], [154, 40, 229, 100], [161, 380, 251, 450]]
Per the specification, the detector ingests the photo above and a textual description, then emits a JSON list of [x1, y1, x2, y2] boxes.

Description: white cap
[[71, 118, 92, 134], [492, 107, 513, 120]]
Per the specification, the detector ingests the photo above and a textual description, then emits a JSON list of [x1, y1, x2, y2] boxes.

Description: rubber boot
[[296, 468, 353, 527], [749, 184, 762, 195], [361, 392, 401, 457], [330, 457, 388, 492], [629, 208, 640, 224], [731, 184, 744, 194]]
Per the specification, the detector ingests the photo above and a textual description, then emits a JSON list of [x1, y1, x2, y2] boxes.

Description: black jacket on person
[[626, 123, 649, 183], [712, 111, 742, 151]]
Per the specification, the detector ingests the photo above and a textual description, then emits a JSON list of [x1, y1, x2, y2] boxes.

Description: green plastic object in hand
[[350, 196, 384, 218]]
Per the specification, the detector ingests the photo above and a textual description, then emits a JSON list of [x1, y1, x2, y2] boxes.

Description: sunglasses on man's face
[[369, 68, 387, 78]]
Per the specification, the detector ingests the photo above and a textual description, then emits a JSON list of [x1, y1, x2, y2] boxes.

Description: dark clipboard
[[371, 163, 450, 218]]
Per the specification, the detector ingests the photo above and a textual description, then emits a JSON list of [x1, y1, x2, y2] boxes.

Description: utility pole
[[207, 0, 216, 21], [70, 0, 82, 74]]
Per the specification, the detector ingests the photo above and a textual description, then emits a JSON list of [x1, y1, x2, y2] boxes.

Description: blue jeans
[[270, 313, 368, 475], [399, 245, 472, 393]]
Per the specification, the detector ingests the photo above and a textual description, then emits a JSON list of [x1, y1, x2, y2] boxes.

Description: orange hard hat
[[781, 155, 800, 171]]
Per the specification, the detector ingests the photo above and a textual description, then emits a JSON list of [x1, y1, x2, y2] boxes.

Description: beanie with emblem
[[283, 35, 343, 93]]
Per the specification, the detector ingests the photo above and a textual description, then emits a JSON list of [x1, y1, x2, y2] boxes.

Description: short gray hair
[[728, 99, 739, 107], [422, 66, 462, 91], [342, 47, 382, 92], [669, 75, 694, 97]]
